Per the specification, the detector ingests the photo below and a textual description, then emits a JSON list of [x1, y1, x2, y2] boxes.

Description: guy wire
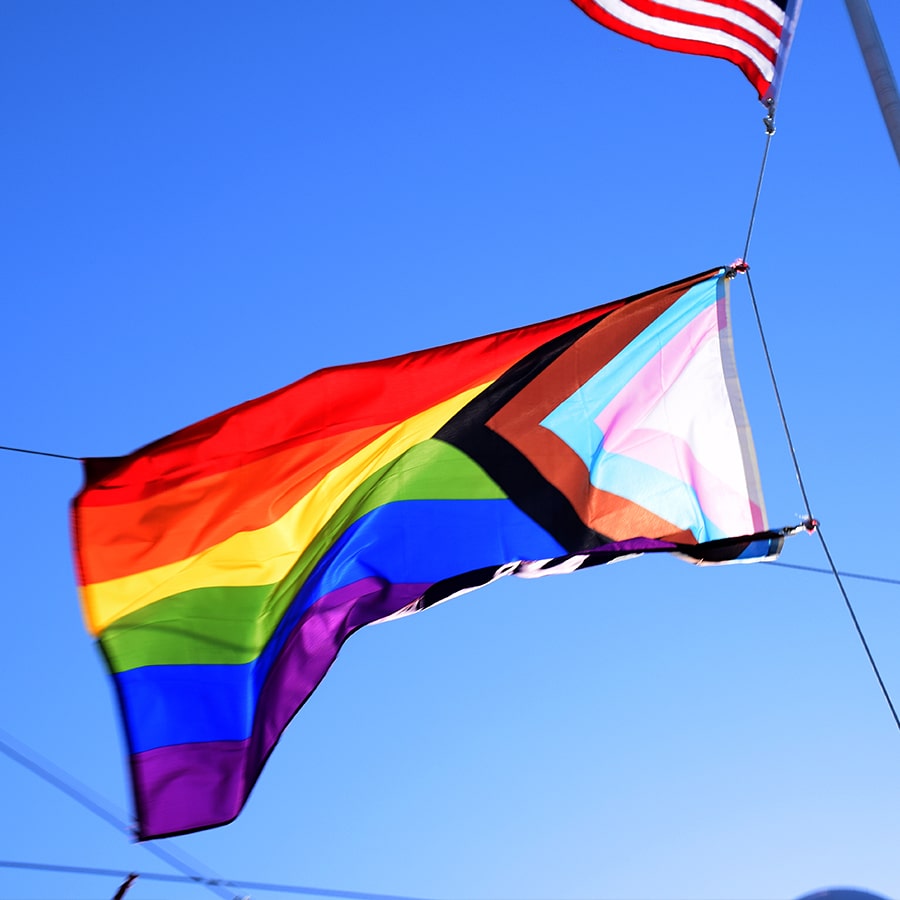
[[739, 107, 900, 732], [744, 268, 900, 734], [742, 100, 777, 264]]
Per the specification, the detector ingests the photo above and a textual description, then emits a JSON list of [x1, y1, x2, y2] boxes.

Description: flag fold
[[72, 267, 779, 839]]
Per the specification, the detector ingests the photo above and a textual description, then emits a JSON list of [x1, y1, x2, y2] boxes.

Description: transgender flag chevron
[[72, 267, 782, 839]]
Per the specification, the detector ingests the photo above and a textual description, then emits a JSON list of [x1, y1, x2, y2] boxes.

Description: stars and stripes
[[570, 0, 802, 102]]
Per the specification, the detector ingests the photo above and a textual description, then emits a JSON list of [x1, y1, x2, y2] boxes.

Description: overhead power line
[[0, 859, 436, 900], [0, 443, 81, 461], [1, 445, 898, 588], [0, 730, 239, 900], [770, 561, 900, 587]]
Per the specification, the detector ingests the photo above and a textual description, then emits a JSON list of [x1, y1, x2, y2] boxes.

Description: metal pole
[[843, 0, 900, 166]]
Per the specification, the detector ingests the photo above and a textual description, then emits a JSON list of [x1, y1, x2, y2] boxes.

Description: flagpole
[[844, 0, 900, 165]]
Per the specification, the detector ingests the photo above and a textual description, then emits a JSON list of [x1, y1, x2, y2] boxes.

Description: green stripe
[[101, 440, 504, 671]]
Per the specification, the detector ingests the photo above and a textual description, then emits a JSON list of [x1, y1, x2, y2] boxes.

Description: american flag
[[570, 0, 803, 103]]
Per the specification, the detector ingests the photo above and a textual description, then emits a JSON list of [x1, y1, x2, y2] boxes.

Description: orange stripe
[[76, 421, 388, 585], [79, 384, 489, 634], [75, 273, 719, 585], [76, 303, 631, 583]]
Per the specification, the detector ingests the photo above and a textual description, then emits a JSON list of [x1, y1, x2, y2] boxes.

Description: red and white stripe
[[570, 0, 801, 102]]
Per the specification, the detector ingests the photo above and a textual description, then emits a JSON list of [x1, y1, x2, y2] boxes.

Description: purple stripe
[[590, 537, 676, 552], [129, 531, 776, 838], [133, 541, 673, 837], [132, 577, 430, 839]]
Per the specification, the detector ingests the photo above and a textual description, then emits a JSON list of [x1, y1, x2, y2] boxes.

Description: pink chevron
[[595, 302, 763, 534]]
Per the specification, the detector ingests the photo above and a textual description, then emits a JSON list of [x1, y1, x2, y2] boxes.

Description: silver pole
[[843, 0, 900, 165]]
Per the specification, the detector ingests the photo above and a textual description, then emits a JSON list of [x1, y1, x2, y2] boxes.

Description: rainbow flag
[[72, 267, 782, 839]]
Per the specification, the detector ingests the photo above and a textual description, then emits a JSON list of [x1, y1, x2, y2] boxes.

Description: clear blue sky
[[2, 3, 899, 899]]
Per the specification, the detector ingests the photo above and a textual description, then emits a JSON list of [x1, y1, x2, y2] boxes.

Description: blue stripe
[[116, 663, 255, 747], [735, 537, 780, 560], [118, 497, 566, 752]]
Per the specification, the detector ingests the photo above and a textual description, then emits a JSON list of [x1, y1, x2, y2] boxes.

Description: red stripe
[[570, 0, 772, 97], [76, 420, 389, 583], [76, 304, 624, 507], [575, 0, 783, 37], [680, 0, 783, 35], [617, 0, 779, 63]]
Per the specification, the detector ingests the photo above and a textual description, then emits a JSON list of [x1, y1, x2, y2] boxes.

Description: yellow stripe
[[81, 384, 488, 635]]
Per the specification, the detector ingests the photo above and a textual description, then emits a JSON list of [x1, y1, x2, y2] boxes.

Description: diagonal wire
[[742, 101, 777, 265], [0, 730, 241, 900], [743, 270, 900, 733], [737, 109, 900, 733], [0, 443, 81, 461], [0, 733, 438, 900], [0, 860, 437, 900], [735, 109, 900, 730], [813, 523, 900, 732], [770, 561, 900, 586]]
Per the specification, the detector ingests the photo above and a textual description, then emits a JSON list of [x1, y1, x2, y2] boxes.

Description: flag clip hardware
[[763, 98, 776, 135], [725, 259, 749, 278], [780, 519, 819, 537]]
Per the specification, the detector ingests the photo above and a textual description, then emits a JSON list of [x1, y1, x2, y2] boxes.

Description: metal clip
[[763, 98, 777, 135]]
